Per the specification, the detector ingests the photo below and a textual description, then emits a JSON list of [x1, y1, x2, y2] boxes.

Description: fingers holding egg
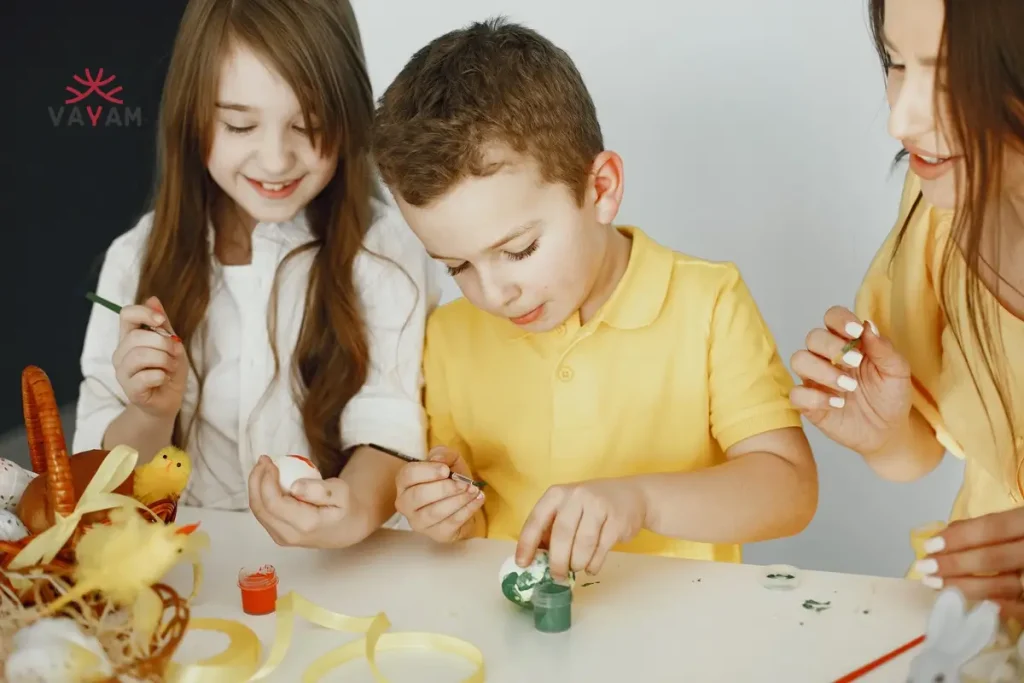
[[271, 455, 323, 501]]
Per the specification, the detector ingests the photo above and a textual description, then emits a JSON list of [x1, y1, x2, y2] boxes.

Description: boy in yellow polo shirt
[[373, 18, 818, 578]]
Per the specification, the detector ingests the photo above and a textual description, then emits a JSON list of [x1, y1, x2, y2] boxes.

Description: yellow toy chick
[[42, 507, 209, 643], [133, 446, 192, 505]]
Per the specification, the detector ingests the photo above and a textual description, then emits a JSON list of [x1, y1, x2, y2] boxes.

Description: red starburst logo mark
[[64, 68, 124, 105]]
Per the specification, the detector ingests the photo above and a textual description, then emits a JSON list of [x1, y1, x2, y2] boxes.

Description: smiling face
[[881, 0, 960, 209], [206, 42, 337, 226], [395, 146, 625, 332]]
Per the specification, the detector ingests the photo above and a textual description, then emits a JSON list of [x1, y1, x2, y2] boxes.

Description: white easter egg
[[0, 457, 36, 512], [498, 550, 575, 608], [6, 617, 112, 683], [0, 509, 29, 542], [273, 454, 322, 493]]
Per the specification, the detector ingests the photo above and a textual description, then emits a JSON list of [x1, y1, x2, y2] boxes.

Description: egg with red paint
[[272, 454, 322, 494]]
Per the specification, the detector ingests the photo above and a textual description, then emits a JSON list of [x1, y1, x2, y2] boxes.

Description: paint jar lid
[[532, 582, 572, 608], [238, 564, 279, 590]]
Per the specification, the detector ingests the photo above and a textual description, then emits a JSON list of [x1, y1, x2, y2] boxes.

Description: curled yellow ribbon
[[9, 445, 153, 570], [167, 591, 485, 682]]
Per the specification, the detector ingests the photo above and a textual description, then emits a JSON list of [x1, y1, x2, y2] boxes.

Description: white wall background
[[353, 0, 965, 577]]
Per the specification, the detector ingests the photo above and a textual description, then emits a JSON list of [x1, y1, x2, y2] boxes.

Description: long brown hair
[[869, 0, 1024, 455], [139, 0, 377, 477]]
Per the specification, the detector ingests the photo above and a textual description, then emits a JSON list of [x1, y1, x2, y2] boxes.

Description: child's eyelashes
[[506, 240, 539, 261], [223, 122, 255, 134], [220, 122, 321, 135], [444, 240, 540, 277]]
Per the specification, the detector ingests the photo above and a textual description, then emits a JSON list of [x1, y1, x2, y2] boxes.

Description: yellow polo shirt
[[422, 226, 803, 562], [855, 170, 1024, 521]]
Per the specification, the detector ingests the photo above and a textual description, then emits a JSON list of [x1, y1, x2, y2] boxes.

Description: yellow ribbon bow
[[8, 445, 152, 570]]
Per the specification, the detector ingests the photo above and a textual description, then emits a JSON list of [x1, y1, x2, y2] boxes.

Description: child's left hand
[[515, 478, 647, 580], [915, 507, 1024, 621], [247, 455, 366, 549]]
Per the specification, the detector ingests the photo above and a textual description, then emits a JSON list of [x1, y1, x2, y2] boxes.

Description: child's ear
[[589, 151, 624, 225]]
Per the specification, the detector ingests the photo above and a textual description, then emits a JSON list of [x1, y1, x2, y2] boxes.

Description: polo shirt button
[[555, 324, 566, 335], [558, 366, 573, 382]]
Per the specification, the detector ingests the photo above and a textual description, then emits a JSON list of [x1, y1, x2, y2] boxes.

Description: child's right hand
[[394, 446, 484, 543], [789, 306, 914, 457], [111, 296, 187, 419]]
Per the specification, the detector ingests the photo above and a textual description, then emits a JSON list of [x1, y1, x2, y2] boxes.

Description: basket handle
[[21, 366, 76, 517]]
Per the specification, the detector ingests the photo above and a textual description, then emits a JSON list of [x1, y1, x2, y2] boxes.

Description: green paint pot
[[532, 582, 572, 633]]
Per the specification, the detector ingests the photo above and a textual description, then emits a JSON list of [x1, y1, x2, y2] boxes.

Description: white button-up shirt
[[73, 198, 440, 516]]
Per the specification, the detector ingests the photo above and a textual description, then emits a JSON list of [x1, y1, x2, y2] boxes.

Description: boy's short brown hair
[[372, 17, 604, 207]]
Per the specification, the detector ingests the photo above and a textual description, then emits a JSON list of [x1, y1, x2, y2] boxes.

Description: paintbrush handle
[[86, 291, 179, 341], [86, 291, 121, 314], [370, 443, 486, 488], [371, 444, 419, 463], [831, 634, 925, 682]]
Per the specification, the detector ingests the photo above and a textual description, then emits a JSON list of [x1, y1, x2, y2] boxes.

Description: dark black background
[[4, 1, 189, 431]]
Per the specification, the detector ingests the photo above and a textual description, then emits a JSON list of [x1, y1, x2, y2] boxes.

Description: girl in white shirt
[[73, 0, 438, 548]]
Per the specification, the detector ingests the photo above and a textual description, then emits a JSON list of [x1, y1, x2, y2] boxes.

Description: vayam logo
[[48, 68, 143, 128]]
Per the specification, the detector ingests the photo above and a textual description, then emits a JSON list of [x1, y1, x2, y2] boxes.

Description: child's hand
[[247, 455, 365, 548], [394, 446, 484, 543], [516, 478, 646, 581], [112, 296, 186, 419], [789, 306, 913, 457]]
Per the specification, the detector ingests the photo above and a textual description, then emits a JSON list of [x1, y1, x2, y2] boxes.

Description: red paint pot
[[238, 564, 279, 615]]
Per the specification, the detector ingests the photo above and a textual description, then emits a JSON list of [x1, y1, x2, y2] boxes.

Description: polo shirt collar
[[499, 225, 675, 340]]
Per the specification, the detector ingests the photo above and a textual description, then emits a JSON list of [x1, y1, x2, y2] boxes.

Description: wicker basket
[[0, 562, 190, 682], [3, 366, 178, 570]]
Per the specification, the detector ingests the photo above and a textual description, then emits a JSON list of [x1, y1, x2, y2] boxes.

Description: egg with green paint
[[498, 551, 574, 608]]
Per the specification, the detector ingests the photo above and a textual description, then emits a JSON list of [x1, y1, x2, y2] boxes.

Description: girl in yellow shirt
[[790, 0, 1024, 620]]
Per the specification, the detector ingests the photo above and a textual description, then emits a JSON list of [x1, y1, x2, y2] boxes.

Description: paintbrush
[[831, 633, 925, 682], [371, 443, 486, 488], [86, 292, 181, 342], [832, 336, 862, 366]]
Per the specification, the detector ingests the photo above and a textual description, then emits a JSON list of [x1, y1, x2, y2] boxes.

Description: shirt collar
[[499, 225, 675, 340], [205, 209, 315, 255]]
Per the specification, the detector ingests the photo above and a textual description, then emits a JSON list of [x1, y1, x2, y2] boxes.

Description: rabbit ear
[[926, 588, 968, 648], [948, 600, 1000, 665]]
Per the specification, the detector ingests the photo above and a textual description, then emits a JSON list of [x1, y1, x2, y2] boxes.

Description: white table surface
[[165, 507, 936, 682]]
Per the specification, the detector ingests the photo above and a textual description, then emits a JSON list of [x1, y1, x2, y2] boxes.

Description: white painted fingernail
[[829, 396, 846, 408], [867, 320, 879, 335], [845, 322, 864, 338], [843, 350, 863, 367], [923, 536, 946, 554], [921, 575, 944, 589], [914, 558, 938, 575], [837, 375, 858, 392]]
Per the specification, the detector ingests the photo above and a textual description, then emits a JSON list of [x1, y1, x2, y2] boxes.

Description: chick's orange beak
[[176, 522, 201, 536]]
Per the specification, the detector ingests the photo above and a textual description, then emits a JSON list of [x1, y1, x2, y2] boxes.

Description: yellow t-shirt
[[855, 170, 1024, 521], [423, 226, 803, 562]]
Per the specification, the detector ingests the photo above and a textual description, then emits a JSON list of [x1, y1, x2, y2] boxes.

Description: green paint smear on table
[[802, 599, 831, 613]]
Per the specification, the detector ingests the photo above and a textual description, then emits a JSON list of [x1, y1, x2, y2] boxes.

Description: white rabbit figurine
[[960, 625, 1024, 683], [907, 587, 1000, 683]]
